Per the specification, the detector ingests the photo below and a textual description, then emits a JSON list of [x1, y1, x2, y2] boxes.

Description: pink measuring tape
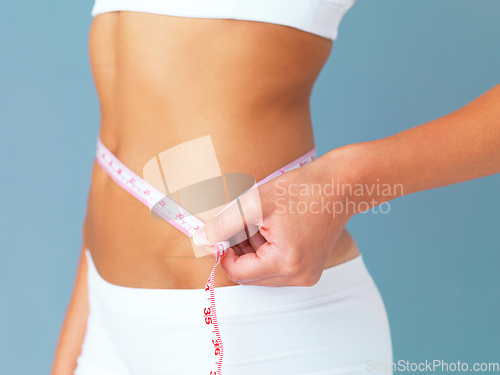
[[96, 138, 317, 374]]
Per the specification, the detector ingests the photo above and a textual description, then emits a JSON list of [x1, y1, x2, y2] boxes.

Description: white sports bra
[[91, 0, 355, 40]]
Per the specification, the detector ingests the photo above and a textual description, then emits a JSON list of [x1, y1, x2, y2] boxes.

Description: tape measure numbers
[[96, 138, 317, 374]]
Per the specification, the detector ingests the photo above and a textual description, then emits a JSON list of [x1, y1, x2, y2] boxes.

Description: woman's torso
[[84, 11, 360, 289]]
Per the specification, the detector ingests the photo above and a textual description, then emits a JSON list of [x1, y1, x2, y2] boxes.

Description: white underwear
[[75, 250, 392, 375]]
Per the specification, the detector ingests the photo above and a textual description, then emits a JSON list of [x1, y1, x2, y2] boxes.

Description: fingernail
[[193, 226, 208, 246]]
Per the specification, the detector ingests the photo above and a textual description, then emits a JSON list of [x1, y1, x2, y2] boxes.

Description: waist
[[85, 164, 360, 289], [85, 249, 373, 318], [100, 112, 316, 184], [85, 125, 319, 289]]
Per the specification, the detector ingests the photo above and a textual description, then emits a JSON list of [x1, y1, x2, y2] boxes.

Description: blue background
[[1, 0, 499, 373]]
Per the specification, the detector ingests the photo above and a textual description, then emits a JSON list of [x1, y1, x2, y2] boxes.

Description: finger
[[202, 228, 252, 257], [248, 229, 266, 251], [220, 241, 282, 283], [228, 228, 250, 247], [193, 185, 264, 246], [232, 245, 245, 257], [193, 200, 245, 246], [204, 240, 245, 258], [237, 240, 256, 255], [216, 246, 239, 262]]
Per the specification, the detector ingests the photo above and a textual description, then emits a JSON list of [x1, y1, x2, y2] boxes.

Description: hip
[[75, 249, 392, 375]]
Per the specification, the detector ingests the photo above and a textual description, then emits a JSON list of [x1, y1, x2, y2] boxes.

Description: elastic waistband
[[85, 250, 374, 320]]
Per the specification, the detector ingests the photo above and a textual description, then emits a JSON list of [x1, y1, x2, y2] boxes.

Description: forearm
[[51, 246, 89, 375], [334, 83, 500, 209]]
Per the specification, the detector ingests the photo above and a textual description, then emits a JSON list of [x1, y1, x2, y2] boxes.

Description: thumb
[[193, 185, 264, 246]]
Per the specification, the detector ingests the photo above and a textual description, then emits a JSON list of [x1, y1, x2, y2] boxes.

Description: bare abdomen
[[84, 11, 358, 289]]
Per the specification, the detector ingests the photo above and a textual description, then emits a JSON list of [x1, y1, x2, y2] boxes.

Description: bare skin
[[85, 11, 359, 290], [52, 13, 359, 373], [53, 10, 500, 375]]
